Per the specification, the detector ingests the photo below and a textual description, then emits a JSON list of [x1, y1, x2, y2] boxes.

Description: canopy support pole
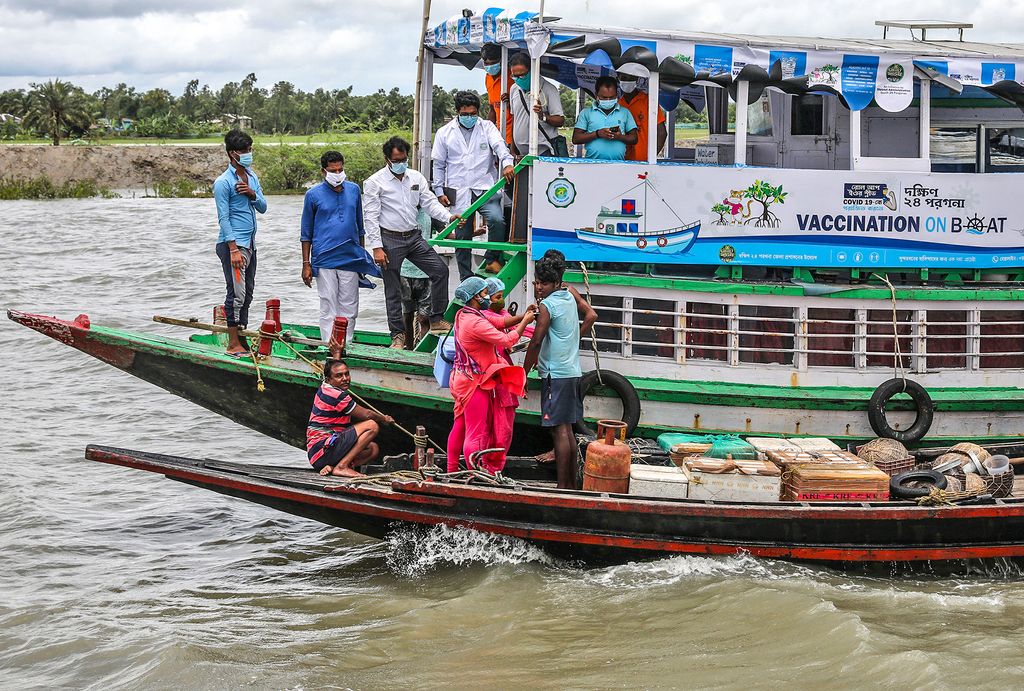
[[647, 71, 660, 163], [734, 80, 749, 165], [528, 54, 541, 156], [499, 45, 509, 145], [919, 77, 931, 163], [849, 108, 861, 170], [412, 0, 433, 174]]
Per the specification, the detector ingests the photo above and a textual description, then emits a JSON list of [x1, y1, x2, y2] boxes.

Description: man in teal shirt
[[572, 76, 638, 160]]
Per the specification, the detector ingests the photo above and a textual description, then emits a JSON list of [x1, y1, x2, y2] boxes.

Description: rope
[[578, 262, 603, 384], [271, 333, 446, 453], [871, 272, 906, 388], [249, 346, 266, 393], [915, 485, 984, 506]]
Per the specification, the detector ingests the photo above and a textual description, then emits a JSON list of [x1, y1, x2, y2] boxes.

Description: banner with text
[[531, 159, 1024, 268]]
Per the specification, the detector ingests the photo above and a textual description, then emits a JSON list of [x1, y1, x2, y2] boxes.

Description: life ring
[[636, 237, 647, 249], [572, 369, 641, 438], [656, 236, 668, 247], [867, 377, 934, 444], [890, 469, 947, 499]]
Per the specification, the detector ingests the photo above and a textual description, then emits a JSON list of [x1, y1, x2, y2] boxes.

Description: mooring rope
[[871, 272, 907, 389]]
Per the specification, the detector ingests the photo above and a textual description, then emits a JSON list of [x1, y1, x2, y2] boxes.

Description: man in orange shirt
[[619, 76, 668, 161], [482, 43, 513, 145]]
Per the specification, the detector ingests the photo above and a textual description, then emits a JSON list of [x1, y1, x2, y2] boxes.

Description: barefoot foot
[[319, 465, 333, 476], [535, 450, 556, 463], [332, 466, 366, 478]]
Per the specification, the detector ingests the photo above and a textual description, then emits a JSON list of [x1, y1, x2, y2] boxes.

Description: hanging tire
[[573, 370, 641, 438], [656, 236, 668, 247], [867, 377, 934, 444], [636, 237, 647, 249], [890, 469, 947, 499]]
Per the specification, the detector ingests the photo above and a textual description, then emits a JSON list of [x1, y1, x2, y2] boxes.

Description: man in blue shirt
[[572, 76, 638, 161], [214, 129, 268, 356], [301, 150, 380, 344]]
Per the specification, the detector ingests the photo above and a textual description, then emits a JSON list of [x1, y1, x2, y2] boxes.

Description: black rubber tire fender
[[867, 377, 934, 444], [572, 369, 642, 438], [890, 468, 947, 499]]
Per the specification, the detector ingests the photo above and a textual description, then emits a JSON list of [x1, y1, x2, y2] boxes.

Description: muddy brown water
[[3, 196, 1024, 688]]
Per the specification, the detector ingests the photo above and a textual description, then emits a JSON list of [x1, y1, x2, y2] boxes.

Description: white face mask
[[325, 170, 346, 187], [620, 81, 637, 94]]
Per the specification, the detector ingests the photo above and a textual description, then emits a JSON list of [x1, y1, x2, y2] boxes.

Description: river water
[[3, 196, 1024, 688]]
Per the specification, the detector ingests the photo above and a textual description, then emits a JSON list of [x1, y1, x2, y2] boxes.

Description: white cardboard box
[[746, 437, 801, 461], [629, 464, 689, 499], [683, 465, 781, 503], [791, 437, 842, 452]]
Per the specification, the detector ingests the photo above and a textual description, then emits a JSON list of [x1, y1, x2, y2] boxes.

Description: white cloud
[[0, 0, 1021, 95]]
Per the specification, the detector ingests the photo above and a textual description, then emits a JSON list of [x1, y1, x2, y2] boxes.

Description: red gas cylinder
[[582, 420, 631, 494], [265, 298, 282, 331], [257, 318, 278, 358], [328, 316, 348, 358]]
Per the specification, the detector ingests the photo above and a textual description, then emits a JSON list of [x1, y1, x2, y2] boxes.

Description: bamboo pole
[[412, 0, 432, 168]]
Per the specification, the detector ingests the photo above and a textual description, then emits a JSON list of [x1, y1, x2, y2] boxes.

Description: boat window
[[866, 309, 914, 369], [628, 223, 639, 233], [685, 302, 728, 362], [747, 93, 773, 137], [706, 86, 730, 135], [632, 298, 677, 358], [930, 127, 977, 172], [926, 310, 968, 369], [791, 94, 824, 136], [987, 128, 1024, 169], [738, 305, 793, 364], [588, 294, 625, 355], [617, 222, 628, 233], [980, 310, 1024, 368], [807, 308, 855, 367]]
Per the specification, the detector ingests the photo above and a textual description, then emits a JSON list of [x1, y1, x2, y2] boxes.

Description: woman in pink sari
[[447, 276, 534, 473]]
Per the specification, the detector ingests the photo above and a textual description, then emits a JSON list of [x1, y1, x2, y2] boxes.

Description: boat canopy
[[425, 10, 1024, 111]]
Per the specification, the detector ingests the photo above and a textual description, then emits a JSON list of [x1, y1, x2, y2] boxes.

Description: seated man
[[307, 359, 394, 477], [572, 76, 638, 161]]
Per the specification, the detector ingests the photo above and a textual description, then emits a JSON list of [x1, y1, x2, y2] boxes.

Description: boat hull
[[85, 444, 1024, 565], [574, 223, 699, 253]]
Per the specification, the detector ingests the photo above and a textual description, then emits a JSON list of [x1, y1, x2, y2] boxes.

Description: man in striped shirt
[[307, 359, 393, 477]]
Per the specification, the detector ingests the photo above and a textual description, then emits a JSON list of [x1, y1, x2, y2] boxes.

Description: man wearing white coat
[[431, 90, 515, 280]]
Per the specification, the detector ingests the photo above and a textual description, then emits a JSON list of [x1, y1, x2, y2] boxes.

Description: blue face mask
[[598, 99, 617, 111], [514, 74, 531, 91], [388, 160, 408, 176], [236, 152, 253, 167], [476, 293, 491, 309], [458, 114, 478, 129], [485, 63, 501, 76]]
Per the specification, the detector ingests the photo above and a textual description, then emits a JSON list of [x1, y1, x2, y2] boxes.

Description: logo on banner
[[719, 245, 736, 262], [885, 64, 905, 82], [546, 168, 577, 208]]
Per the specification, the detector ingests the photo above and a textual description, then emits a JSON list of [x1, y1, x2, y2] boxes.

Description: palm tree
[[24, 79, 93, 146]]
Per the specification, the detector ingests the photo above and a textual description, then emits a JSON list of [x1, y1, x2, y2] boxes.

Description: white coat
[[430, 118, 514, 214]]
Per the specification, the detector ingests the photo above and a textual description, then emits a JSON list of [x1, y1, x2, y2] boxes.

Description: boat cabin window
[[930, 127, 978, 172], [588, 295, 625, 355], [747, 93, 773, 138], [685, 302, 729, 362], [632, 298, 676, 358], [791, 95, 825, 136], [988, 128, 1024, 170], [706, 86, 730, 135], [980, 311, 1024, 368]]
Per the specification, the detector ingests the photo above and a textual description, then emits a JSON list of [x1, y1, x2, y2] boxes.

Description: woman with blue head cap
[[445, 276, 535, 473]]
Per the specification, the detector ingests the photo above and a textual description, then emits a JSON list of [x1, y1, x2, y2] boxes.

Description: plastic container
[[433, 334, 456, 388], [984, 454, 1011, 476], [706, 437, 757, 461], [628, 464, 689, 499]]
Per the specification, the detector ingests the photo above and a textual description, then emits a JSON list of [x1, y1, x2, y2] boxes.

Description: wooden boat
[[84, 443, 1024, 565]]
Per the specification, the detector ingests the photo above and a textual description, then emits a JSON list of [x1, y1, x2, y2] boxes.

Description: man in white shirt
[[432, 90, 515, 279], [507, 51, 565, 156], [363, 136, 461, 349]]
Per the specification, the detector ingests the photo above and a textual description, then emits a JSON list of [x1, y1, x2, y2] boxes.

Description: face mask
[[236, 152, 253, 167], [620, 81, 637, 94], [476, 293, 491, 309], [324, 170, 346, 186], [458, 114, 478, 129], [489, 297, 505, 312], [485, 63, 501, 76], [514, 74, 531, 91], [598, 99, 617, 110], [388, 160, 408, 176]]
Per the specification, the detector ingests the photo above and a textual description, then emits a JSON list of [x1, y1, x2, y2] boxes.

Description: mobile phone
[[609, 126, 620, 133]]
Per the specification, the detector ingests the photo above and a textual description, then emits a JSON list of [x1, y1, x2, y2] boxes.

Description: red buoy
[[329, 316, 348, 358], [265, 298, 281, 331], [257, 318, 278, 358]]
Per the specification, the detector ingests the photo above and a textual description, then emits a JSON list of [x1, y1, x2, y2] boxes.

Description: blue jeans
[[455, 191, 506, 280]]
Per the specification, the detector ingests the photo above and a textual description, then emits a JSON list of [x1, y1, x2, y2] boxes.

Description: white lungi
[[316, 268, 359, 342]]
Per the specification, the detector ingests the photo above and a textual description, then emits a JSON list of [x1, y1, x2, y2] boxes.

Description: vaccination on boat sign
[[12, 9, 1024, 564]]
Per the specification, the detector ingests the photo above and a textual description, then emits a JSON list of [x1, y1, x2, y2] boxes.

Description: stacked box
[[628, 464, 689, 499], [766, 449, 867, 471], [782, 465, 891, 502], [790, 437, 842, 452], [746, 437, 801, 461], [683, 458, 782, 503], [669, 442, 713, 466]]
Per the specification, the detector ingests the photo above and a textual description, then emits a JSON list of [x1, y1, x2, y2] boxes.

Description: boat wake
[[385, 524, 557, 577]]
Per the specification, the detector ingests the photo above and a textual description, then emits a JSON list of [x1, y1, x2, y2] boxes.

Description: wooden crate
[[782, 465, 891, 502]]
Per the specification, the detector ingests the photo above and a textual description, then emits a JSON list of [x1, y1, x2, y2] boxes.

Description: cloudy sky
[[1, 0, 1022, 96]]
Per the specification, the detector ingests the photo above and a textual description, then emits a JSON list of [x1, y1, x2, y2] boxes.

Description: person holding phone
[[571, 76, 638, 161]]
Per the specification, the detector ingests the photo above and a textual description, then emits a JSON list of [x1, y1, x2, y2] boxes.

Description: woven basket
[[985, 470, 1015, 499], [944, 475, 964, 493], [950, 442, 992, 467], [856, 438, 910, 466], [965, 473, 987, 494]]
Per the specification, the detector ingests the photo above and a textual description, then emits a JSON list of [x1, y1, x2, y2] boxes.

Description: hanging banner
[[532, 159, 1024, 269]]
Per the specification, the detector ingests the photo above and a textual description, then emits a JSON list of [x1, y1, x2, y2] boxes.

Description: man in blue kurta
[[214, 129, 268, 356], [301, 150, 380, 342], [572, 76, 639, 161]]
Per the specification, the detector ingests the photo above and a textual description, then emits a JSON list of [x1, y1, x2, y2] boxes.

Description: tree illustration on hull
[[742, 180, 787, 228], [711, 203, 731, 225]]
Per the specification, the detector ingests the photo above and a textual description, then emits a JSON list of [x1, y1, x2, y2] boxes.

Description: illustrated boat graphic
[[574, 173, 700, 253]]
